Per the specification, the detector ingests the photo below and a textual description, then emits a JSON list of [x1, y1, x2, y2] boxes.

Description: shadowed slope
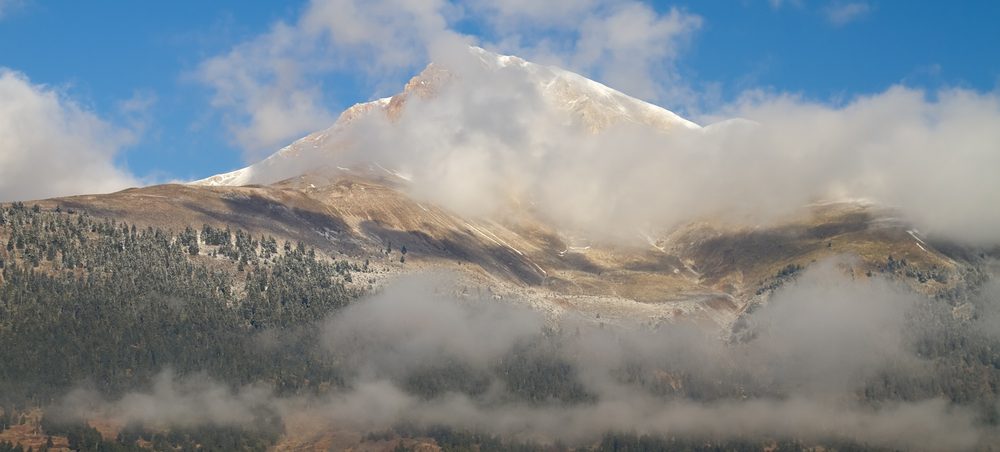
[[33, 172, 975, 328]]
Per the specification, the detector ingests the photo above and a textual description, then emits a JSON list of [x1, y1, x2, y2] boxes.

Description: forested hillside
[[0, 202, 363, 403], [2, 202, 1000, 451]]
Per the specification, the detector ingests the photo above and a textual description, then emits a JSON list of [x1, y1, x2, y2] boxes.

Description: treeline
[[0, 412, 280, 452], [2, 202, 1000, 449], [370, 426, 898, 452], [596, 432, 896, 452], [398, 334, 594, 404], [38, 412, 280, 452], [0, 203, 363, 403]]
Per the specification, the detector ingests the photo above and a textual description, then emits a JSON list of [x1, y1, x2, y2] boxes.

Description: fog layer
[[328, 53, 1000, 244], [59, 265, 997, 450]]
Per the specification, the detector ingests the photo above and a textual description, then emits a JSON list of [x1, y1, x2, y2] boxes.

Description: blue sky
[[0, 0, 998, 188]]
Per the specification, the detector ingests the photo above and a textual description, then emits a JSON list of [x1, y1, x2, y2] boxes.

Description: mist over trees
[[2, 203, 1000, 450]]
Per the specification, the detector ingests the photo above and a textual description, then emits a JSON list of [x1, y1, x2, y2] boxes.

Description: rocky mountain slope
[[29, 47, 989, 329], [5, 47, 1000, 452], [39, 172, 978, 330], [194, 47, 700, 188]]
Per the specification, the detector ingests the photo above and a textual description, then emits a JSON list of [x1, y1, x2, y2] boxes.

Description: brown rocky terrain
[[33, 170, 969, 330]]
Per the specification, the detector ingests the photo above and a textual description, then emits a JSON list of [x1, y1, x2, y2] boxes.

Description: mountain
[[184, 47, 973, 326], [193, 47, 700, 188], [26, 47, 976, 330], [4, 47, 1000, 451]]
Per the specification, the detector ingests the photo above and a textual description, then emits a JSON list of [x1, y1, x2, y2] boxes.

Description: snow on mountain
[[193, 46, 701, 187], [194, 96, 393, 187]]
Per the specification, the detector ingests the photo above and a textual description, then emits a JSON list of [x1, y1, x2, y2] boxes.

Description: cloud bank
[[198, 0, 1000, 245], [327, 54, 1000, 244], [58, 265, 995, 450], [195, 0, 701, 159], [0, 69, 137, 202]]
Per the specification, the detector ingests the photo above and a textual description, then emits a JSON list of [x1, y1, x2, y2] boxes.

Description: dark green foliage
[[0, 206, 359, 403], [380, 428, 899, 452], [755, 263, 804, 295], [178, 226, 198, 255], [402, 361, 492, 399], [597, 432, 894, 452], [200, 223, 230, 246], [2, 204, 1000, 449], [861, 290, 1000, 411], [39, 412, 280, 452], [0, 442, 23, 452], [390, 425, 556, 452], [260, 235, 278, 259], [497, 338, 594, 404], [776, 263, 802, 278], [0, 409, 14, 431], [878, 255, 949, 284]]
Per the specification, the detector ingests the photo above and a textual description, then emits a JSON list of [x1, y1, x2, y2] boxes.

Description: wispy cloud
[[467, 0, 703, 109], [195, 0, 702, 160], [0, 69, 138, 201], [193, 0, 468, 160], [195, 23, 338, 160], [0, 0, 25, 19], [825, 1, 872, 26], [57, 268, 988, 450], [116, 89, 158, 138], [767, 0, 804, 9]]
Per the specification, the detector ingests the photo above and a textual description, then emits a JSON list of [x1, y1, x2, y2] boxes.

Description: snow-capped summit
[[194, 46, 700, 187], [463, 46, 700, 132]]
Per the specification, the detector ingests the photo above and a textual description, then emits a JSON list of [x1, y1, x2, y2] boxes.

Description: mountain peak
[[194, 47, 700, 187]]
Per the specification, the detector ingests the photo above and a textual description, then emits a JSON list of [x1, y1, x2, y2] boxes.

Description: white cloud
[[825, 1, 872, 26], [196, 0, 702, 159], [117, 89, 158, 138], [0, 0, 25, 19], [324, 55, 1000, 244], [301, 0, 466, 74], [767, 0, 804, 9], [469, 0, 702, 107], [196, 23, 336, 160], [716, 86, 1000, 243], [196, 1, 1000, 245], [195, 0, 471, 161], [58, 269, 989, 450], [0, 69, 138, 202], [572, 4, 701, 105]]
